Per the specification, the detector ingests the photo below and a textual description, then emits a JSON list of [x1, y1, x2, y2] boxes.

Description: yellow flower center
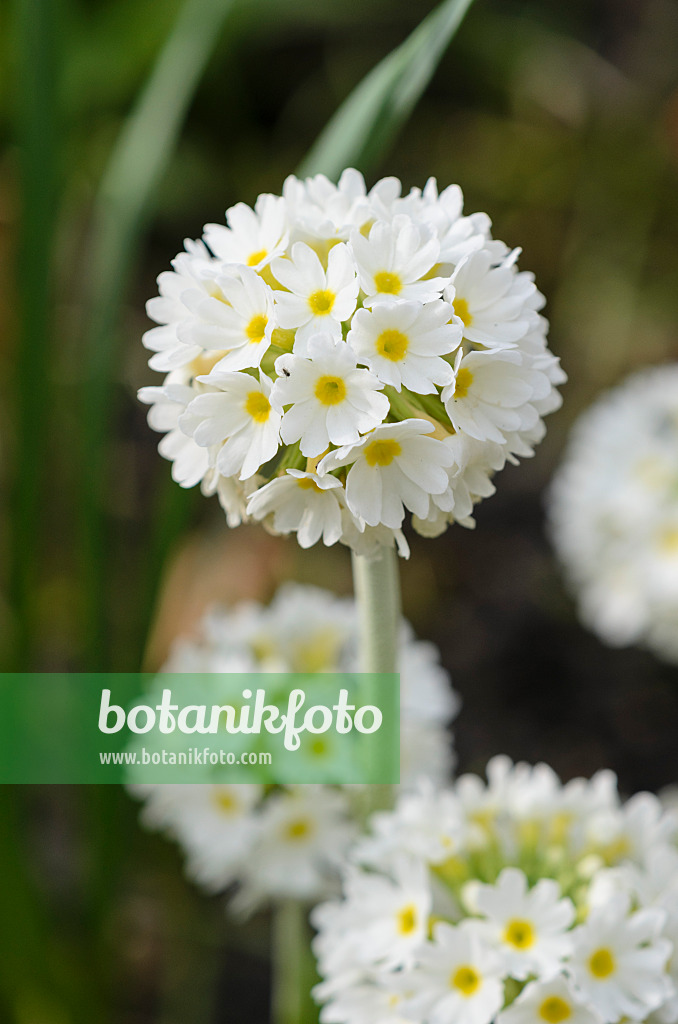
[[297, 477, 323, 493], [376, 329, 409, 362], [310, 737, 327, 757], [314, 375, 347, 405], [451, 966, 481, 997], [396, 904, 418, 935], [246, 314, 268, 343], [373, 271, 402, 295], [248, 249, 268, 266], [212, 789, 237, 814], [454, 367, 474, 399], [539, 997, 572, 1023], [453, 297, 473, 327], [285, 818, 312, 840], [658, 527, 678, 554], [189, 350, 229, 377], [503, 919, 536, 950], [364, 439, 402, 467], [589, 948, 615, 979], [245, 391, 271, 423], [308, 289, 336, 315]]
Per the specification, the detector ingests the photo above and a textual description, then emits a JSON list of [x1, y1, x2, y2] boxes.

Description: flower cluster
[[548, 366, 678, 663], [312, 756, 678, 1024], [140, 171, 564, 556], [130, 583, 458, 912]]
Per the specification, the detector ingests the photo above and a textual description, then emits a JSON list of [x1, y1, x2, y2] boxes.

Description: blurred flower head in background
[[312, 756, 678, 1024], [130, 582, 458, 912], [548, 365, 678, 664], [139, 170, 564, 558]]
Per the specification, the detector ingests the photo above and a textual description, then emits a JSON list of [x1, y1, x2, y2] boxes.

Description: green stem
[[271, 900, 316, 1024], [351, 546, 401, 674], [351, 545, 401, 810]]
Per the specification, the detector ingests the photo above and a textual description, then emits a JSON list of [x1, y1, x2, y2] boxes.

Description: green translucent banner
[[0, 673, 400, 784]]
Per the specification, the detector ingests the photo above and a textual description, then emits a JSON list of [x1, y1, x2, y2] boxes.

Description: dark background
[[1, 0, 678, 1020]]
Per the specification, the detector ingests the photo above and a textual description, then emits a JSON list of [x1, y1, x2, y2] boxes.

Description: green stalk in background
[[272, 900, 319, 1024], [9, 0, 61, 670], [298, 0, 476, 180], [80, 0, 235, 668]]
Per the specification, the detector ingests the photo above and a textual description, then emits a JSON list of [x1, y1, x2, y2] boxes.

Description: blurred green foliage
[[1, 0, 678, 1021]]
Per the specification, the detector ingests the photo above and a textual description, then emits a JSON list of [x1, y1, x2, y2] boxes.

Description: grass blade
[[9, 0, 61, 669], [298, 0, 475, 180], [80, 0, 234, 667]]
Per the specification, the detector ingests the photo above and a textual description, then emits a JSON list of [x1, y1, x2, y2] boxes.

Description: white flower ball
[[312, 757, 678, 1024], [548, 365, 678, 663], [130, 583, 459, 912], [140, 171, 564, 556]]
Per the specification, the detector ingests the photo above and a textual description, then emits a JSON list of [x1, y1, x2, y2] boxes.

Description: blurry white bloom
[[140, 171, 562, 553], [474, 868, 575, 980], [567, 894, 671, 1022], [313, 757, 678, 1024], [131, 583, 459, 912], [548, 365, 678, 663], [497, 976, 601, 1024], [403, 921, 505, 1024]]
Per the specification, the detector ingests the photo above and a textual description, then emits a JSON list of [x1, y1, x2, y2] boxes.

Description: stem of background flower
[[351, 545, 401, 811], [271, 899, 317, 1024], [351, 546, 401, 673]]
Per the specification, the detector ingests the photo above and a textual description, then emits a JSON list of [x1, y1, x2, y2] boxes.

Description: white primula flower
[[347, 300, 460, 393], [312, 858, 432, 977], [181, 370, 280, 480], [271, 334, 389, 456], [143, 239, 214, 372], [445, 249, 540, 349], [179, 267, 276, 372], [403, 920, 505, 1024], [442, 349, 544, 445], [246, 469, 345, 548], [138, 380, 211, 487], [498, 976, 603, 1024], [419, 179, 491, 266], [203, 192, 288, 270], [234, 787, 357, 913], [474, 867, 575, 980], [318, 419, 455, 528], [317, 976, 412, 1024], [271, 242, 359, 351], [165, 784, 262, 892], [350, 215, 448, 306], [567, 893, 672, 1022]]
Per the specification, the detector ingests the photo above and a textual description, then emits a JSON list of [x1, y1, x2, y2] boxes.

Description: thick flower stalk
[[130, 583, 459, 913], [140, 170, 564, 557], [312, 756, 678, 1024], [548, 365, 678, 663]]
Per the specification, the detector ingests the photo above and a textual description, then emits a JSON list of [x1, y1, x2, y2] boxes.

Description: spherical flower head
[[129, 584, 460, 911], [312, 758, 678, 1024], [139, 171, 563, 553], [548, 364, 678, 663]]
